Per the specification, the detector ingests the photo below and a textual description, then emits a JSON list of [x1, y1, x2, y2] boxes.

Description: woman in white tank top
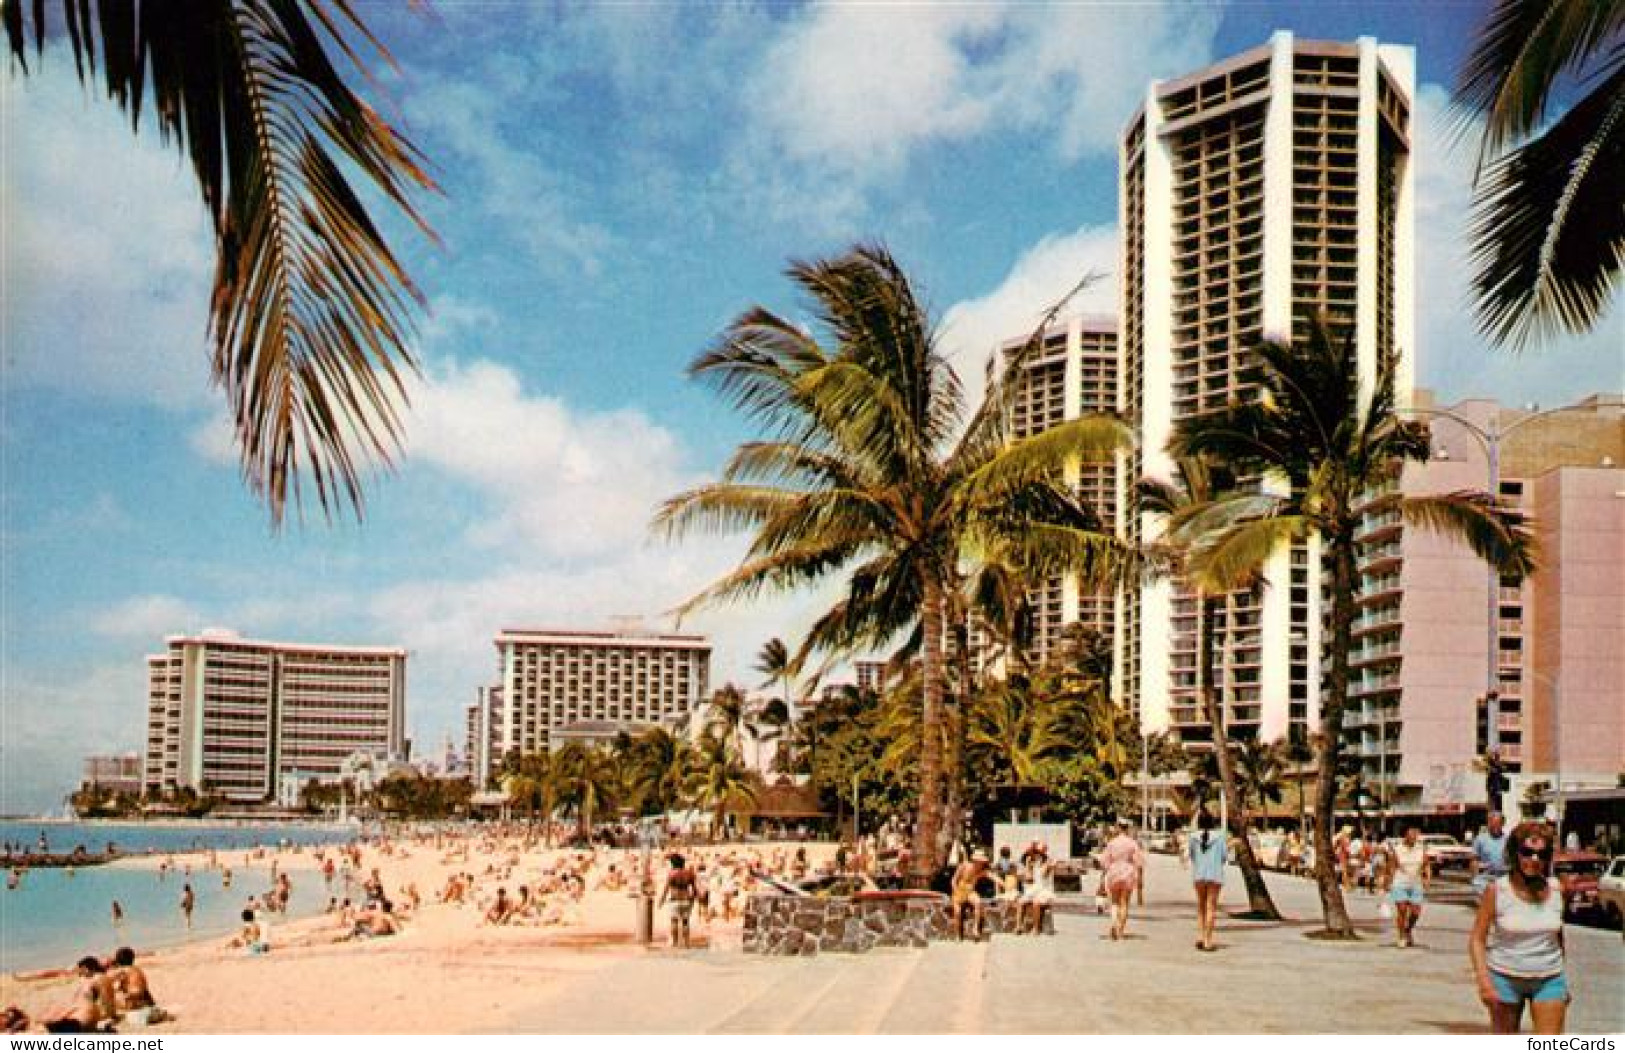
[[1468, 822, 1568, 1035]]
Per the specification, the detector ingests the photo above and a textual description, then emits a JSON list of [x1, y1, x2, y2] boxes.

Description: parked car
[[1418, 834, 1474, 872], [1252, 832, 1288, 869], [1596, 856, 1625, 931], [1554, 850, 1608, 920]]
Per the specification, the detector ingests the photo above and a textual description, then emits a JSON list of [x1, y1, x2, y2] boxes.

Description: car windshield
[[1556, 860, 1604, 877]]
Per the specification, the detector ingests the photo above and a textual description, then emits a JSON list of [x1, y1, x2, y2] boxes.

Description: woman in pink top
[[1100, 820, 1145, 940]]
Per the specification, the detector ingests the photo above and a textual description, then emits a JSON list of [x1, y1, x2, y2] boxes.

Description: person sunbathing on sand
[[109, 947, 154, 1014], [41, 957, 113, 1033], [228, 910, 269, 955], [485, 887, 512, 925]]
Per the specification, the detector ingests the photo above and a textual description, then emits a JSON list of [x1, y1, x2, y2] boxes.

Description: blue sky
[[2, 2, 1620, 814]]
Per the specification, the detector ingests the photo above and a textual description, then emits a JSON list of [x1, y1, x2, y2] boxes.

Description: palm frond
[[670, 541, 864, 619], [651, 483, 803, 540], [1401, 492, 1538, 580], [952, 415, 1131, 510], [1186, 516, 1307, 594], [1466, 66, 1625, 348], [1454, 0, 1625, 161], [8, 1, 439, 525]]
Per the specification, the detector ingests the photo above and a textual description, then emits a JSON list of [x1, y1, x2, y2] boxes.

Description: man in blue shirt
[[1470, 811, 1509, 897]]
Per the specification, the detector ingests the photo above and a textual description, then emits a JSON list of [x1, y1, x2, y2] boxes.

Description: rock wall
[[742, 894, 1050, 955]]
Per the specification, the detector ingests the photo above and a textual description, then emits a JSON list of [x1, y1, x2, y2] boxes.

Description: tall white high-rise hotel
[[1120, 34, 1415, 743]]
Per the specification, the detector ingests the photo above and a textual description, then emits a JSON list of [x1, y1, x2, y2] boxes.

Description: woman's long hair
[[1504, 821, 1555, 897], [1196, 807, 1217, 851]]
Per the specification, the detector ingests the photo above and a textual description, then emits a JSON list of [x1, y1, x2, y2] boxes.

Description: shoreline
[[1, 831, 837, 1033]]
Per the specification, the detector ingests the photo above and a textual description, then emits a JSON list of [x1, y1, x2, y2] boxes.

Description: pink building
[[1526, 467, 1625, 788], [1349, 394, 1624, 816]]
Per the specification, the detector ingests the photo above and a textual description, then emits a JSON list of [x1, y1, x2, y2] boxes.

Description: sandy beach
[[2, 831, 837, 1034]]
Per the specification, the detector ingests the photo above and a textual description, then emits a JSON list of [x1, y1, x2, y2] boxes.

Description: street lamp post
[[1400, 397, 1622, 755]]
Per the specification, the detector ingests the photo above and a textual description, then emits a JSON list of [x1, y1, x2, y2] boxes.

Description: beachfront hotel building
[[143, 632, 407, 803], [82, 753, 144, 794], [465, 685, 503, 788], [983, 315, 1120, 669], [1119, 33, 1415, 746], [1345, 393, 1625, 814], [491, 629, 710, 755]]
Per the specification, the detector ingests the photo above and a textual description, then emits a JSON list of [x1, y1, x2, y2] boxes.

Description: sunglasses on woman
[[1517, 845, 1552, 860]]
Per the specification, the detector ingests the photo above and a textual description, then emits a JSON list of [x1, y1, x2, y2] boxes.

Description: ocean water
[[0, 822, 359, 974]]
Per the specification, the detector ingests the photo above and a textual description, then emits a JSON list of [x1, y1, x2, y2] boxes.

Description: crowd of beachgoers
[[0, 823, 849, 1033]]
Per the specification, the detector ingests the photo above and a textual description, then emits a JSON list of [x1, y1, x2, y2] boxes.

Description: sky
[[2, 2, 1620, 814]]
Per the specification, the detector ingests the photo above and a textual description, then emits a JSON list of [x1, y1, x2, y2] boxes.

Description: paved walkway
[[500, 854, 1623, 1034]]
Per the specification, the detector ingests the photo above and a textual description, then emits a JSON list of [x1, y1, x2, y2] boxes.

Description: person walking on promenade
[[1385, 824, 1430, 948], [1188, 809, 1226, 951], [1471, 812, 1510, 899], [1100, 820, 1145, 940], [1470, 822, 1569, 1035]]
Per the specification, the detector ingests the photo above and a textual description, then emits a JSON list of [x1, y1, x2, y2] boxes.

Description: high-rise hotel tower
[[1119, 33, 1415, 744], [987, 315, 1120, 668], [144, 632, 407, 803]]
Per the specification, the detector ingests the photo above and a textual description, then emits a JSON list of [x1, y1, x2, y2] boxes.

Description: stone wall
[[742, 894, 1051, 955]]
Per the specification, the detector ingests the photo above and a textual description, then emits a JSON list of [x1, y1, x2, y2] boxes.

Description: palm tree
[[755, 637, 796, 704], [1455, 0, 1625, 347], [965, 674, 1071, 786], [1282, 726, 1316, 836], [503, 751, 560, 841], [703, 684, 748, 756], [656, 243, 1132, 877], [1236, 739, 1286, 823], [6, 3, 437, 524], [1139, 456, 1281, 919], [624, 727, 693, 818], [553, 744, 618, 840], [1171, 319, 1535, 936], [688, 732, 757, 840]]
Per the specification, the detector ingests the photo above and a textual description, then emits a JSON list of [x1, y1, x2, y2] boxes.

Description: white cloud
[[939, 224, 1120, 407], [403, 72, 612, 277], [0, 664, 148, 814], [1, 57, 215, 409], [89, 595, 207, 641], [400, 357, 691, 561], [735, 3, 1222, 223], [1411, 84, 1623, 405]]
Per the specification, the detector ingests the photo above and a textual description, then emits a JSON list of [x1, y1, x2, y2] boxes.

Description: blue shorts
[[1390, 884, 1424, 906], [1490, 970, 1567, 1005]]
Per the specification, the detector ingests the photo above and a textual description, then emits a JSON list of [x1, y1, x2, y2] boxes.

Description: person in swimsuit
[[42, 958, 112, 1033], [110, 947, 154, 1013], [659, 853, 698, 948], [950, 850, 991, 940]]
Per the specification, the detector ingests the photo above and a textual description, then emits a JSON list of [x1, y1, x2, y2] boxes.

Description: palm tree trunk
[[912, 576, 949, 880], [1202, 597, 1280, 919], [1311, 531, 1357, 936], [943, 603, 973, 854]]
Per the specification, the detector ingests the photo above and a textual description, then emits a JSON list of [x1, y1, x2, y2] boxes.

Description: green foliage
[[657, 242, 1132, 872], [372, 774, 473, 820]]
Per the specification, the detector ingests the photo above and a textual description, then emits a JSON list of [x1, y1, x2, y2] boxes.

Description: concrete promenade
[[499, 852, 1623, 1034]]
